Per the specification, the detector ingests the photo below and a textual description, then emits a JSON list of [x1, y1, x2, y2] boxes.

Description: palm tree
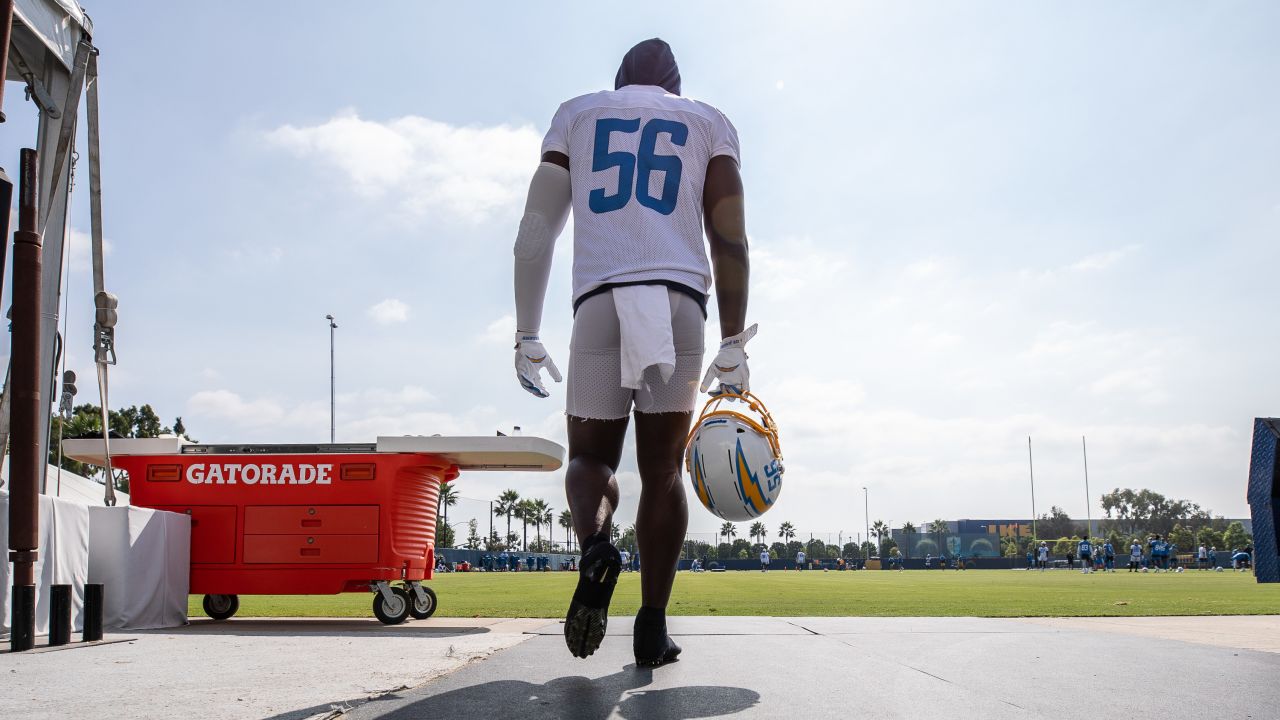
[[871, 520, 889, 555], [750, 521, 767, 547], [778, 521, 796, 544], [495, 489, 520, 549], [558, 510, 574, 552], [437, 483, 459, 546], [930, 519, 948, 556], [901, 521, 918, 535], [529, 498, 549, 548], [542, 505, 555, 549], [516, 499, 537, 551], [720, 522, 737, 543]]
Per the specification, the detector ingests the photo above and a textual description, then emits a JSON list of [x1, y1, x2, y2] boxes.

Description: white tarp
[[87, 505, 189, 630], [12, 0, 89, 70], [1, 457, 129, 506], [2, 462, 186, 635], [0, 492, 91, 638]]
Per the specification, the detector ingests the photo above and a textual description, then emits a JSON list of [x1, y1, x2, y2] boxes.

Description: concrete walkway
[[1, 617, 545, 720], [345, 616, 1280, 720], [1023, 614, 1280, 653], [4, 616, 1279, 719]]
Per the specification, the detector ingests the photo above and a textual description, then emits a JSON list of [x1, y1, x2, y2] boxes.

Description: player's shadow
[[344, 666, 760, 720]]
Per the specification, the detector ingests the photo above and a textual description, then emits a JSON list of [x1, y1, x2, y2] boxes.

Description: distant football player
[[512, 38, 750, 667], [1077, 537, 1093, 574]]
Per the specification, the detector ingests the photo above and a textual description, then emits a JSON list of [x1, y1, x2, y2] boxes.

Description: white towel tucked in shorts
[[613, 285, 676, 391]]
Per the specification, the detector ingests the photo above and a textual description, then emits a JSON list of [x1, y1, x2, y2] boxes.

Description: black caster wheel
[[373, 586, 411, 625], [203, 594, 239, 620], [408, 585, 438, 620]]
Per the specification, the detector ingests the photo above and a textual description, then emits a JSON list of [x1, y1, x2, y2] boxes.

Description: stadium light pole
[[1082, 436, 1092, 541], [862, 486, 870, 562], [1028, 436, 1037, 542], [326, 314, 337, 443]]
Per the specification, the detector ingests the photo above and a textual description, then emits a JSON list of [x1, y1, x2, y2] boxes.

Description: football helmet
[[684, 390, 784, 521]]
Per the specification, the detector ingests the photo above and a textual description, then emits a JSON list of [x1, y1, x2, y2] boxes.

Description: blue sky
[[3, 2, 1277, 543]]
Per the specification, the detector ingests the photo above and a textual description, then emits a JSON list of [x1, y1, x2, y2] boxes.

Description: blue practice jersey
[[1078, 540, 1092, 555], [1103, 543, 1114, 556]]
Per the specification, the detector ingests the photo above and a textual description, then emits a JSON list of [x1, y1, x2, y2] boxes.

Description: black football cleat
[[634, 606, 682, 667], [564, 539, 622, 659]]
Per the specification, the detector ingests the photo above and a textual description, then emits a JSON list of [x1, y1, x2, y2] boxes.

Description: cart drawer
[[243, 533, 378, 564], [244, 505, 379, 535], [152, 505, 237, 564]]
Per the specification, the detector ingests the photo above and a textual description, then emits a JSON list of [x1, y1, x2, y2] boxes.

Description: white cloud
[[482, 315, 515, 345], [1069, 244, 1141, 272], [1087, 366, 1168, 405], [263, 110, 540, 222], [187, 389, 287, 426], [752, 237, 849, 301], [229, 245, 284, 264], [1018, 322, 1174, 404], [368, 298, 410, 325], [187, 386, 504, 445], [903, 257, 946, 279], [66, 228, 113, 272], [227, 243, 285, 263]]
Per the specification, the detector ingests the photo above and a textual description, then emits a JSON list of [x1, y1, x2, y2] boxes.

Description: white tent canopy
[[12, 0, 90, 72], [3, 0, 102, 494], [0, 457, 130, 506]]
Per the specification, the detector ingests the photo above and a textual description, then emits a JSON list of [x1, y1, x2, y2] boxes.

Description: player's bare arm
[[703, 154, 749, 340], [698, 154, 756, 396]]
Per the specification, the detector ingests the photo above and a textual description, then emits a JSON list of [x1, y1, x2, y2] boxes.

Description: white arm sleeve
[[514, 162, 572, 334]]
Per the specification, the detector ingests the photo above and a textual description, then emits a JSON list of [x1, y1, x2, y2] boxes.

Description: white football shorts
[[566, 287, 705, 420]]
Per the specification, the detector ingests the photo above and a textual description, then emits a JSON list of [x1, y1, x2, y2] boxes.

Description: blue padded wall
[[1246, 418, 1279, 583]]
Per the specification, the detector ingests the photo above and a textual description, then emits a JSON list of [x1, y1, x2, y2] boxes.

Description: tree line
[[48, 403, 193, 492]]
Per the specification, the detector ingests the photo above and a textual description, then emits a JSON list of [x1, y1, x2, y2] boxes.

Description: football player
[[512, 39, 750, 667], [1077, 536, 1093, 574]]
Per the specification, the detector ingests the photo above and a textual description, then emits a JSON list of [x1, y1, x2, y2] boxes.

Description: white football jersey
[[541, 85, 740, 305]]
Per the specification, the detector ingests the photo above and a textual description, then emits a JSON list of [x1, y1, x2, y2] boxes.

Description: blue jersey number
[[589, 118, 687, 215]]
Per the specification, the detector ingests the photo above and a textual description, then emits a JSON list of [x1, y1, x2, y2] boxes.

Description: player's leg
[[629, 290, 702, 667], [565, 416, 628, 545], [562, 415, 629, 658], [630, 410, 691, 667], [633, 409, 692, 609], [561, 290, 635, 659]]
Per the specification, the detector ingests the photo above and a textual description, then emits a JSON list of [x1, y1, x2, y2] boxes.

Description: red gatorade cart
[[63, 436, 563, 624]]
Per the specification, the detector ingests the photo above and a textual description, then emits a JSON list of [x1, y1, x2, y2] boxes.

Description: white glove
[[700, 323, 757, 396], [514, 333, 562, 398]]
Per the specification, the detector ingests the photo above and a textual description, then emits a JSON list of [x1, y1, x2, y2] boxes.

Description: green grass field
[[190, 569, 1279, 619]]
